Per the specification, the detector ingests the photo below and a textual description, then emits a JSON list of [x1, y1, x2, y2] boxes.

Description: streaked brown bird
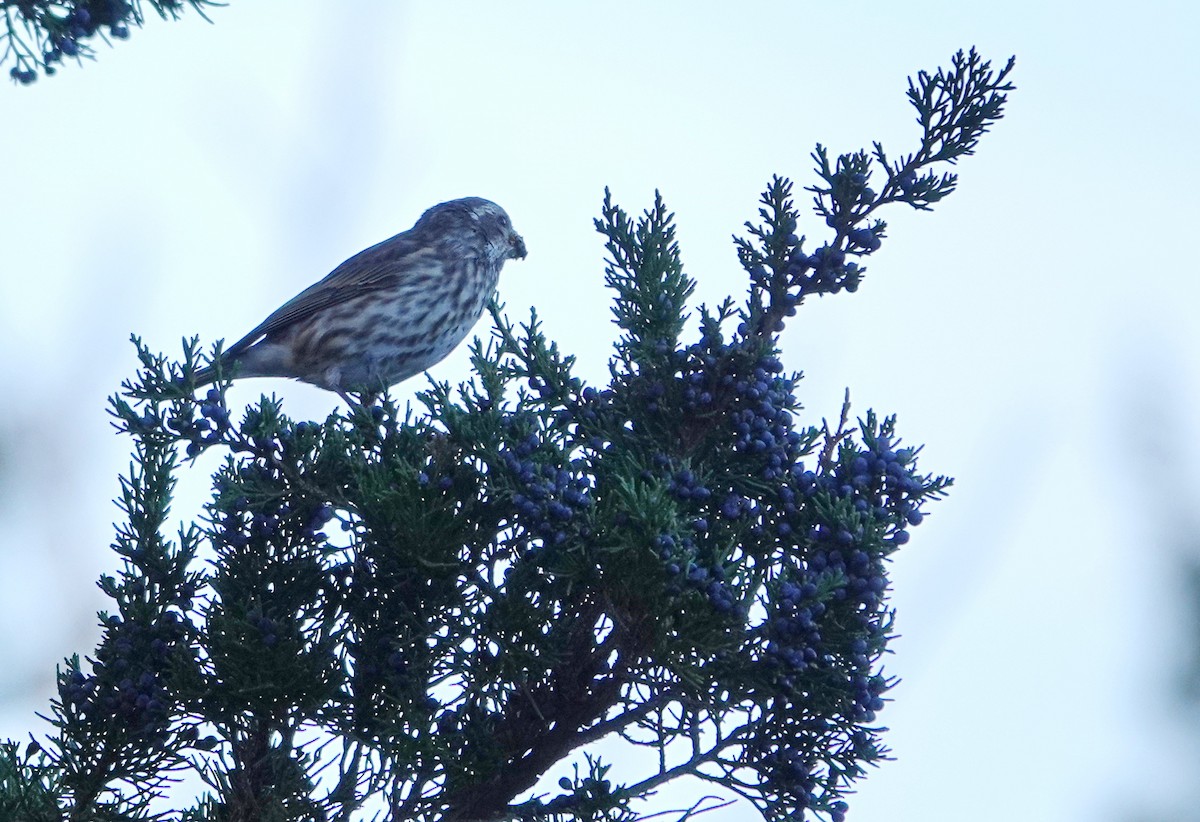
[[194, 197, 526, 395]]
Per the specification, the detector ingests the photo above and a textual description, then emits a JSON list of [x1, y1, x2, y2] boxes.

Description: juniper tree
[[0, 49, 1014, 822]]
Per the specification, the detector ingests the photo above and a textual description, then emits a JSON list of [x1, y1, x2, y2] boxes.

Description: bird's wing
[[223, 232, 438, 358]]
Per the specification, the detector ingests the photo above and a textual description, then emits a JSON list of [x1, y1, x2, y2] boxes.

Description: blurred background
[[2, 2, 1199, 819]]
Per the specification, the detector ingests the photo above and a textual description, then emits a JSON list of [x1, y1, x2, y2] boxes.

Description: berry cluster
[[739, 176, 885, 311], [501, 431, 592, 550], [214, 481, 334, 549], [541, 772, 614, 817], [645, 322, 809, 483], [416, 470, 455, 492], [123, 407, 161, 436], [58, 610, 189, 739], [653, 465, 743, 612], [165, 388, 232, 457], [603, 324, 930, 738], [654, 533, 739, 614], [825, 169, 877, 216], [351, 634, 410, 688], [766, 431, 932, 724], [800, 522, 887, 606], [9, 65, 38, 84], [563, 382, 631, 456], [786, 241, 865, 298], [831, 431, 926, 543], [763, 579, 824, 684], [10, 1, 133, 84], [576, 386, 606, 419], [246, 609, 284, 648], [750, 502, 897, 722], [303, 502, 335, 541], [755, 745, 852, 821], [847, 227, 882, 252], [758, 748, 817, 808], [847, 670, 889, 724], [726, 355, 805, 481], [667, 467, 711, 504], [599, 310, 931, 742]]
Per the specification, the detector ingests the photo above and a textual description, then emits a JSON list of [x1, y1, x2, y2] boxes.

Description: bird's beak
[[510, 232, 527, 260]]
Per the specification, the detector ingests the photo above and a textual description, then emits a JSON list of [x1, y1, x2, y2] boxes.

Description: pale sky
[[2, 3, 1199, 820]]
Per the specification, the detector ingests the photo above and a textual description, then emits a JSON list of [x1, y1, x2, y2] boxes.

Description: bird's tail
[[191, 350, 236, 388], [192, 365, 218, 387]]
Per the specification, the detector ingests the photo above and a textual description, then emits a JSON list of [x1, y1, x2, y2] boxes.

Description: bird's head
[[421, 197, 527, 264]]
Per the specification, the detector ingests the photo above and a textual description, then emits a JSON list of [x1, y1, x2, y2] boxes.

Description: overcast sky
[[2, 3, 1199, 820]]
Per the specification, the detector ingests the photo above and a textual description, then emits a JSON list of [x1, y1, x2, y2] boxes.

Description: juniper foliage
[[2, 0, 216, 84], [0, 49, 1013, 822]]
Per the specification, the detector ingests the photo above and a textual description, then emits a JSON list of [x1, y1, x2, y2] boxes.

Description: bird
[[193, 197, 526, 397]]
